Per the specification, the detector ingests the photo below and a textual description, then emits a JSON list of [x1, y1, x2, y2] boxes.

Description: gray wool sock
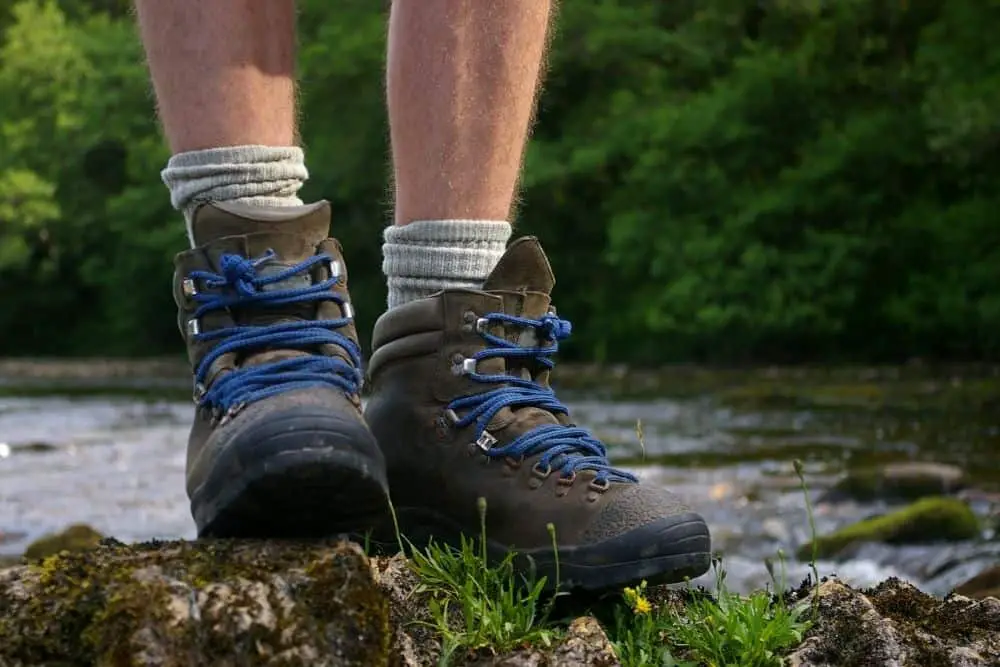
[[382, 220, 513, 308], [161, 145, 309, 246]]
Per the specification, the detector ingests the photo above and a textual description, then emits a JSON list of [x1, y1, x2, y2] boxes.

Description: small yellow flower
[[623, 580, 652, 615], [633, 596, 653, 615]]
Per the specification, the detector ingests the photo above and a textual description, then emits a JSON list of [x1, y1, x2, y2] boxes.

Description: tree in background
[[1, 0, 998, 363]]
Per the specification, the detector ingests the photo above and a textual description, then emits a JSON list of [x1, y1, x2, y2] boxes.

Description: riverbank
[[2, 360, 998, 663], [1, 534, 997, 666], [2, 360, 998, 595]]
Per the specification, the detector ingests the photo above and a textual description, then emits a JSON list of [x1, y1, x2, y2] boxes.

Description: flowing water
[[1, 362, 997, 595]]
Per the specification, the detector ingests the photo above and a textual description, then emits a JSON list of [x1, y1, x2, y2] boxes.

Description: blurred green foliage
[[1, 0, 998, 363]]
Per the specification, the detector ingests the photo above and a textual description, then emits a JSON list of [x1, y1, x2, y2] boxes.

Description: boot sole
[[191, 412, 390, 539], [379, 507, 711, 592]]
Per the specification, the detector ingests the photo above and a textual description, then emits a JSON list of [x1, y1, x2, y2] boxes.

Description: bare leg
[[382, 0, 553, 307], [387, 0, 553, 224], [134, 0, 297, 153], [135, 0, 308, 246]]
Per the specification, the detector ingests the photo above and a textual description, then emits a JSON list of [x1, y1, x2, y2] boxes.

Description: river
[[1, 361, 997, 596]]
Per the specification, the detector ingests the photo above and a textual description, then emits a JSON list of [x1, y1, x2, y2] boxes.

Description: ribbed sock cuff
[[161, 145, 309, 246], [382, 220, 513, 308]]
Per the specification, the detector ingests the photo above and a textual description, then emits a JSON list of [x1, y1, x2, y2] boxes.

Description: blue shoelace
[[185, 250, 362, 417], [448, 312, 638, 485]]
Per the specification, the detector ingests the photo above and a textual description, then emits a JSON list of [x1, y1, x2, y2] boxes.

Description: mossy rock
[[0, 539, 390, 667], [21, 523, 105, 561], [818, 462, 968, 503], [787, 578, 1000, 666], [797, 497, 981, 560]]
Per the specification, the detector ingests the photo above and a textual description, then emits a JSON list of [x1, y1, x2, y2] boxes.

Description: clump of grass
[[609, 559, 811, 667], [386, 450, 826, 666], [405, 497, 561, 665], [607, 454, 821, 666]]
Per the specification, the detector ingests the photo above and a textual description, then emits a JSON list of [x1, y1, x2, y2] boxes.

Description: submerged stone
[[797, 497, 981, 560], [22, 523, 105, 561], [955, 566, 1000, 600], [787, 578, 1000, 666], [819, 462, 968, 504]]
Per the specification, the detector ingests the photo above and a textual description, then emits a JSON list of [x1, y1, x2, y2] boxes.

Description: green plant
[[610, 561, 811, 667], [406, 498, 562, 665], [793, 458, 822, 620]]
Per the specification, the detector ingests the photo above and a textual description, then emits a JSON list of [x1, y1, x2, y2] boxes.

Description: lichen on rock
[[0, 539, 390, 667], [787, 578, 1000, 666], [797, 496, 981, 560]]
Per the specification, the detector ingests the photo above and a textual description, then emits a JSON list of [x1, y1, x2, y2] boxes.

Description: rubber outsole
[[376, 507, 712, 592], [191, 412, 390, 539]]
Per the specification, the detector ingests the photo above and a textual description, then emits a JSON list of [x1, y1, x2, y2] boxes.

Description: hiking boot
[[364, 237, 711, 591], [174, 201, 388, 538]]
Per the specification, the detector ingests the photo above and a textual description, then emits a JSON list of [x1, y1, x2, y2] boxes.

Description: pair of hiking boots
[[176, 200, 710, 591]]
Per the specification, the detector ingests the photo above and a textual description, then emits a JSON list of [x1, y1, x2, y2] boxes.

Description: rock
[[469, 617, 619, 667], [2, 538, 627, 666], [797, 497, 981, 560], [787, 578, 1000, 666], [0, 539, 391, 666], [6, 441, 59, 454], [370, 554, 442, 667], [955, 566, 1000, 600], [21, 523, 105, 561], [818, 462, 967, 504]]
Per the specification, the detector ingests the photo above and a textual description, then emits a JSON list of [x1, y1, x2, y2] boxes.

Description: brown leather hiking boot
[[175, 201, 388, 538], [364, 237, 711, 591]]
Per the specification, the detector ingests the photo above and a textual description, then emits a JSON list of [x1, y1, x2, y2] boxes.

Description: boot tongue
[[481, 237, 563, 431], [481, 236, 556, 295], [192, 201, 337, 369]]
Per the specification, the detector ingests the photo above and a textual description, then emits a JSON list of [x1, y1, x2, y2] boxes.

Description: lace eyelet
[[324, 257, 341, 280], [452, 356, 477, 376], [186, 318, 201, 337], [474, 430, 497, 452], [557, 471, 577, 486], [531, 462, 553, 480], [443, 409, 460, 425], [588, 478, 610, 493], [182, 278, 198, 298], [463, 310, 477, 324]]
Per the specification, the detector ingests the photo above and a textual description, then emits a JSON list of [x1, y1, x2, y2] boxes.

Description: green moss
[[22, 524, 104, 561], [0, 539, 390, 666], [797, 497, 981, 560]]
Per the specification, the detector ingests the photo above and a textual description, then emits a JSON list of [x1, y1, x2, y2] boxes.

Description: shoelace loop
[[185, 249, 362, 416], [448, 311, 637, 485]]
